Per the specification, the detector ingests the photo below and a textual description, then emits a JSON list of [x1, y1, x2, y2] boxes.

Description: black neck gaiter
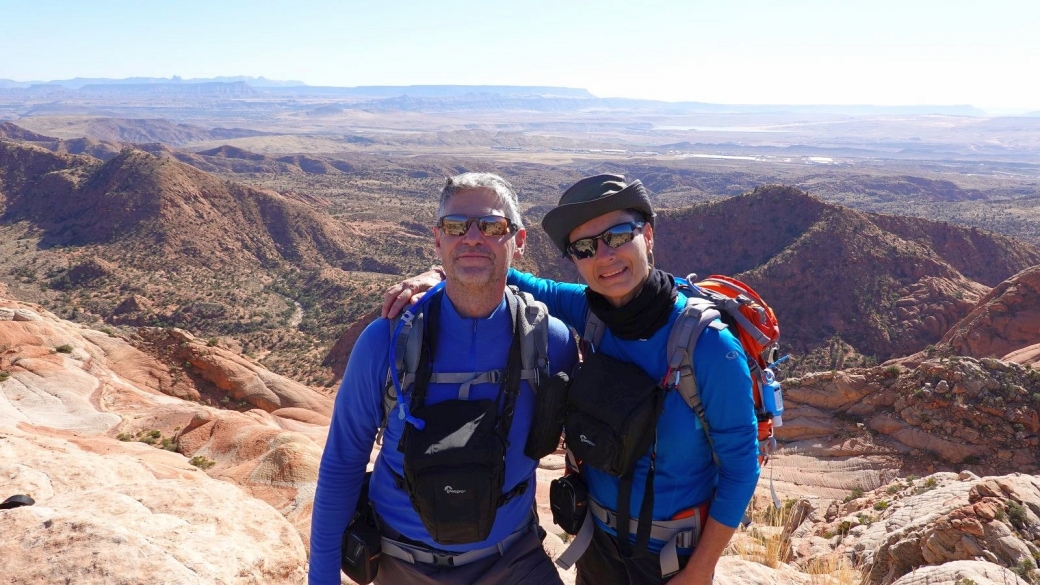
[[585, 269, 678, 340]]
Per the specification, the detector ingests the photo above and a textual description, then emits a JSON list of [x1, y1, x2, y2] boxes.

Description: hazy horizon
[[5, 0, 1040, 113]]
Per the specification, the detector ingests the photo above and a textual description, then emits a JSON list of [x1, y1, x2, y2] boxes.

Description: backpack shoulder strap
[[512, 286, 551, 388], [582, 309, 607, 352], [378, 308, 427, 443], [665, 295, 725, 468], [380, 287, 550, 436]]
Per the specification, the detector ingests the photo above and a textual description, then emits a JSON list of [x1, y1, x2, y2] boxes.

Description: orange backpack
[[683, 275, 784, 464]]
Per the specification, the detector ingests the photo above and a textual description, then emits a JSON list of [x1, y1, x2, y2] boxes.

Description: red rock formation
[[936, 265, 1040, 360]]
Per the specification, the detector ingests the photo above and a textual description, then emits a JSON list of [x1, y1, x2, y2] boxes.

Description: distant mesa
[[1, 118, 269, 150], [80, 118, 268, 146], [0, 121, 54, 142]]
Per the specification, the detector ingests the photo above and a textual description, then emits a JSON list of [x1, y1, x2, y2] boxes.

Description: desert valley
[[2, 79, 1040, 584]]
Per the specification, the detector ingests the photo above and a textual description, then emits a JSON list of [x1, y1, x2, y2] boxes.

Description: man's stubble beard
[[444, 246, 512, 293]]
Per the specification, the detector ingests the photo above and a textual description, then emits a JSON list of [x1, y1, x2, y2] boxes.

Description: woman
[[384, 174, 760, 585]]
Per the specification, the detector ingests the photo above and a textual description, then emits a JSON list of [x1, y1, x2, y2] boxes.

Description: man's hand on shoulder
[[381, 267, 445, 319]]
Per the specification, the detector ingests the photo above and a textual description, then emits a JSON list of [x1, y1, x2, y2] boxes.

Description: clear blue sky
[[3, 0, 1038, 110]]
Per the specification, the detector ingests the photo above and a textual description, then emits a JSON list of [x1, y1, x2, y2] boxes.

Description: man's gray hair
[[437, 172, 524, 230]]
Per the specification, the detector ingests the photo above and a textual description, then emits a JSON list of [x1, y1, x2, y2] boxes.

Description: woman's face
[[567, 209, 653, 307]]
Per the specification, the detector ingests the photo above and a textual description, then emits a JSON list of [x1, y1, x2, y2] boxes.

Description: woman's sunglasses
[[566, 221, 645, 259], [438, 214, 518, 237]]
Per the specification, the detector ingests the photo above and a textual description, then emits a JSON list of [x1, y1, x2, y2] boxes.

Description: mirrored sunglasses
[[438, 214, 518, 237], [566, 221, 645, 259]]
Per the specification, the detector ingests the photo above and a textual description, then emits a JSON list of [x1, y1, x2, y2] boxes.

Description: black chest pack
[[558, 350, 666, 557], [384, 287, 566, 546]]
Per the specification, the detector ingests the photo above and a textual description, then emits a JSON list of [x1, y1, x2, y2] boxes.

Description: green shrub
[[843, 488, 864, 503], [873, 500, 889, 511], [190, 456, 215, 470], [0, 371, 9, 382], [1012, 558, 1035, 582], [116, 432, 132, 441], [886, 485, 901, 495], [55, 344, 74, 354], [1007, 501, 1029, 529]]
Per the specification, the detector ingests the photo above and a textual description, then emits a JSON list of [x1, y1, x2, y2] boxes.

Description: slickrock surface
[[769, 357, 1039, 503], [783, 472, 1040, 584], [1, 297, 330, 578], [0, 428, 307, 584]]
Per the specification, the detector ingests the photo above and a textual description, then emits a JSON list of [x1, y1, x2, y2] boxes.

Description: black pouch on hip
[[341, 471, 381, 584], [524, 371, 570, 460], [549, 474, 588, 535]]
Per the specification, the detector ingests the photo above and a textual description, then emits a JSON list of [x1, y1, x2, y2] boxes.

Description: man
[[309, 173, 578, 585]]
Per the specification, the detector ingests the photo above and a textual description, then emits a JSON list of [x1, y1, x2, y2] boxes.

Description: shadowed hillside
[[0, 139, 430, 385]]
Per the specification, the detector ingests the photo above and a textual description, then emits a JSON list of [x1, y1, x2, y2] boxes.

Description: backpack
[[582, 273, 785, 468]]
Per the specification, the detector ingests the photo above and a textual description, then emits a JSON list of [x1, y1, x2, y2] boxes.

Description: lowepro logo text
[[443, 485, 467, 495], [579, 434, 595, 447]]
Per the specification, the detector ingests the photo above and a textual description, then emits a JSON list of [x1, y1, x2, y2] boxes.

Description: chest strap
[[554, 497, 708, 578], [403, 368, 541, 401]]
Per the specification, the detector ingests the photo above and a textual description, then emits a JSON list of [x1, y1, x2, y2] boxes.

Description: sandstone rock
[[939, 265, 1040, 360], [784, 371, 875, 409], [0, 429, 306, 584], [1, 296, 328, 555], [133, 327, 333, 417], [792, 473, 1040, 585], [889, 560, 1029, 585], [13, 307, 42, 321]]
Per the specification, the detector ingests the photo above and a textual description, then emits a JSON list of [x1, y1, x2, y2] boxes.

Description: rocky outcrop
[[1, 296, 329, 555], [936, 265, 1040, 361], [780, 358, 1040, 476], [782, 472, 1040, 585], [0, 428, 307, 584]]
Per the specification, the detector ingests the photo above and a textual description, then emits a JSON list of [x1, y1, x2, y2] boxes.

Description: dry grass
[[729, 497, 866, 584], [727, 498, 792, 569], [806, 554, 864, 585]]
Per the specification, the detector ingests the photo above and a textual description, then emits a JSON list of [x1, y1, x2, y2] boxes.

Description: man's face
[[434, 187, 526, 289]]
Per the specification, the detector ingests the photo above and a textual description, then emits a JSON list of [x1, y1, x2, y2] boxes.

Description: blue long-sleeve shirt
[[309, 291, 578, 584], [507, 269, 760, 548]]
